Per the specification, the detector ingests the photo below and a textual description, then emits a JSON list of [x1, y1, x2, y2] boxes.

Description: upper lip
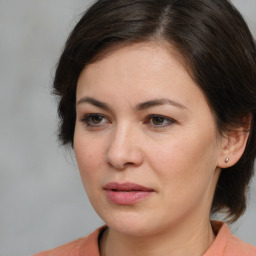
[[104, 182, 154, 192]]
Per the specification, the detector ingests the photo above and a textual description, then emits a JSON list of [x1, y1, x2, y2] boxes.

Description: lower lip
[[105, 190, 153, 205]]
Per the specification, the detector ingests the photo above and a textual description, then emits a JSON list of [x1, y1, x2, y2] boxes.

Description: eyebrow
[[135, 98, 187, 111], [77, 97, 111, 110], [77, 97, 187, 111]]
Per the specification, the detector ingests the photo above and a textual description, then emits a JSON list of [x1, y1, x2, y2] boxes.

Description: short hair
[[53, 0, 256, 222]]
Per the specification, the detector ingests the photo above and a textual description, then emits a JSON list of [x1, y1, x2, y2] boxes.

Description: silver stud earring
[[225, 157, 229, 163]]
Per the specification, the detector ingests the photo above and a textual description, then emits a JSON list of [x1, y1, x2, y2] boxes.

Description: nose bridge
[[106, 121, 143, 169]]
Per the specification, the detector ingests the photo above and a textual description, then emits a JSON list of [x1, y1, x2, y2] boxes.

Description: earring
[[225, 157, 229, 163]]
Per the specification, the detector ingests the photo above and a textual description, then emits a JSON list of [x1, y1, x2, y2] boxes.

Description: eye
[[80, 113, 109, 127], [146, 114, 175, 127]]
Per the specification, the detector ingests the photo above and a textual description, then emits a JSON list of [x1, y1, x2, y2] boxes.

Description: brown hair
[[53, 0, 256, 222]]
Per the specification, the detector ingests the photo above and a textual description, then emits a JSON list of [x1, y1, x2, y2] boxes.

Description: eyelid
[[145, 114, 176, 127], [80, 113, 110, 127], [79, 113, 176, 129]]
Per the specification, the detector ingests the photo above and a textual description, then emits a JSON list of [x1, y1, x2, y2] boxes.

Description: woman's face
[[74, 43, 225, 236]]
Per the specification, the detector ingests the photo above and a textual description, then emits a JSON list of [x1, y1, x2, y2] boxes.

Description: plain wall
[[0, 1, 255, 255]]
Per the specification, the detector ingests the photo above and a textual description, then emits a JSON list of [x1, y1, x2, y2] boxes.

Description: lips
[[104, 182, 153, 192], [104, 182, 154, 205]]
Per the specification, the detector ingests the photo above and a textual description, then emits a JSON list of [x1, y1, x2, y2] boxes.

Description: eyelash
[[145, 114, 176, 127], [80, 113, 109, 127], [80, 113, 176, 128]]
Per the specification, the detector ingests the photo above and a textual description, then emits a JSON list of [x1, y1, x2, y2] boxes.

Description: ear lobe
[[218, 114, 252, 168]]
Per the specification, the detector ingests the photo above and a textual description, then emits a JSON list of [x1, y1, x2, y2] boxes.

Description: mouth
[[104, 182, 154, 205]]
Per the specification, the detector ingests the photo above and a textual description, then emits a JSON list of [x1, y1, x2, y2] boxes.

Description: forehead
[[77, 42, 190, 92], [88, 41, 188, 74], [77, 42, 213, 115]]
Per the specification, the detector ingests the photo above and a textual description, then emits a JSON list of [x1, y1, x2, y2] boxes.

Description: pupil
[[92, 116, 102, 123], [153, 116, 164, 125]]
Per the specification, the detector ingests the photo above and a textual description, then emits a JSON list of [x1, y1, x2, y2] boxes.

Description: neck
[[100, 218, 215, 256]]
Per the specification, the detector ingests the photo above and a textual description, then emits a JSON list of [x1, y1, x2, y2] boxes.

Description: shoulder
[[33, 237, 85, 256], [226, 232, 256, 256], [33, 226, 107, 256], [204, 221, 256, 256]]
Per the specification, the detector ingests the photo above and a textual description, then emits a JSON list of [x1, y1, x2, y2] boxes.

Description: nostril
[[124, 162, 134, 166], [106, 138, 144, 169]]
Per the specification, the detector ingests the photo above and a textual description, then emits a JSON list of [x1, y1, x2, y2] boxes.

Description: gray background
[[0, 1, 255, 255]]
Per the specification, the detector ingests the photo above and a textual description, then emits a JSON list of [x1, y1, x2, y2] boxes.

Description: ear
[[217, 114, 252, 168]]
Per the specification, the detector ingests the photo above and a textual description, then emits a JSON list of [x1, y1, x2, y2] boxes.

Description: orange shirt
[[33, 221, 256, 256]]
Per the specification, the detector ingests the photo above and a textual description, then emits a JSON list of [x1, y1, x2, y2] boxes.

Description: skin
[[74, 42, 232, 256]]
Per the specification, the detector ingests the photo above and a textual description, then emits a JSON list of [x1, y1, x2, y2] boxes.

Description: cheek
[[149, 139, 219, 221], [74, 132, 105, 184], [149, 131, 219, 192], [74, 138, 105, 209]]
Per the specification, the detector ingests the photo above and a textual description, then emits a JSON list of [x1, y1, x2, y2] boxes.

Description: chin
[[98, 209, 164, 237]]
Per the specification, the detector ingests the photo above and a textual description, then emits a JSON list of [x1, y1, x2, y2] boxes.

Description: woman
[[34, 0, 256, 255]]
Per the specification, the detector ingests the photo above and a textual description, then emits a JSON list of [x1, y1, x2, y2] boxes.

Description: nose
[[106, 125, 144, 170]]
